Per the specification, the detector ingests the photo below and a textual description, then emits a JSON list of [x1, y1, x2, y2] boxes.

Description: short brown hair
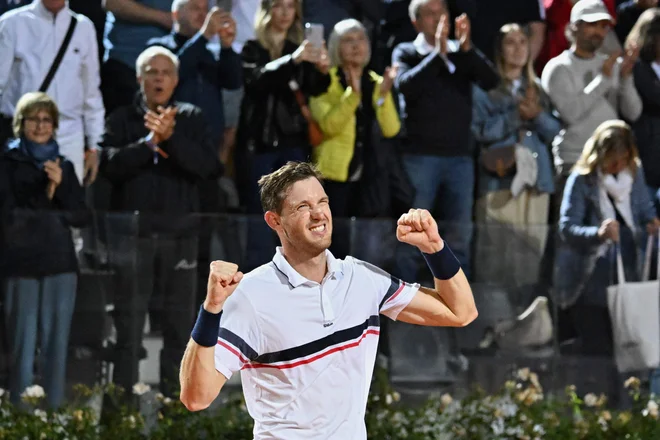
[[13, 92, 59, 138], [574, 119, 640, 176], [258, 161, 324, 214]]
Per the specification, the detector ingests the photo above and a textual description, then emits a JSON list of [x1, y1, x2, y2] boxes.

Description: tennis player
[[179, 161, 477, 439]]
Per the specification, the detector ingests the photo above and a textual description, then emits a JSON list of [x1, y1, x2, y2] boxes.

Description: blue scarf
[[8, 136, 60, 169]]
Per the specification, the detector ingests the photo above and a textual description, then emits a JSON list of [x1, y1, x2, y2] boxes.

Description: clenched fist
[[396, 209, 444, 254], [205, 261, 243, 314]]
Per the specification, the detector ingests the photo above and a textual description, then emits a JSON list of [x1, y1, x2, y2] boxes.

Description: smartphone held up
[[304, 23, 324, 49]]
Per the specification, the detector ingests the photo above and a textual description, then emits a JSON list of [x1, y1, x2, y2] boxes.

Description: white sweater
[[541, 50, 642, 173]]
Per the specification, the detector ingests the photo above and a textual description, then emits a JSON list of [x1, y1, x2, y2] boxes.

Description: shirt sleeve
[[355, 259, 420, 321], [214, 291, 262, 380]]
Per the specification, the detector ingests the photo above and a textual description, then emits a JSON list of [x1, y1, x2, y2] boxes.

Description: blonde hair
[[574, 120, 640, 176], [494, 23, 539, 92], [13, 92, 59, 138], [625, 8, 660, 62], [328, 19, 371, 67], [255, 0, 303, 60]]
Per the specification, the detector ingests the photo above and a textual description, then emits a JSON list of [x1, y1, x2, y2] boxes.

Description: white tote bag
[[607, 236, 660, 373]]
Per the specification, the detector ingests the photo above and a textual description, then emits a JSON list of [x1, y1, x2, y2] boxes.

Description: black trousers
[[110, 235, 198, 397]]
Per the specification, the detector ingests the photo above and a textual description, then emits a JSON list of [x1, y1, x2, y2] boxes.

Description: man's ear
[[412, 19, 421, 33], [264, 211, 281, 232]]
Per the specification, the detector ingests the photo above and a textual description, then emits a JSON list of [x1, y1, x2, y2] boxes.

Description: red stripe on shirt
[[384, 283, 404, 305], [243, 328, 380, 370], [217, 339, 250, 365]]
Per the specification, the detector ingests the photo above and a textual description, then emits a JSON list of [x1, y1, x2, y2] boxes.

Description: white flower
[[644, 400, 659, 419], [440, 393, 453, 406], [154, 392, 164, 401], [163, 397, 173, 405], [584, 393, 598, 407], [124, 414, 137, 428], [33, 409, 48, 423], [0, 388, 4, 398], [385, 394, 393, 405], [517, 368, 530, 381], [22, 385, 45, 399], [132, 383, 151, 396]]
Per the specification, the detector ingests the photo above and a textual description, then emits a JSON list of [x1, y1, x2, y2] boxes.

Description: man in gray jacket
[[542, 0, 641, 192]]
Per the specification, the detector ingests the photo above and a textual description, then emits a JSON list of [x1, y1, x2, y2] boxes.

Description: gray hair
[[135, 46, 180, 77], [328, 19, 371, 67], [171, 0, 189, 12], [408, 0, 446, 21]]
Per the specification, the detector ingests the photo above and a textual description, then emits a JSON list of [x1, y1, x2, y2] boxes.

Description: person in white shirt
[[178, 161, 478, 439], [0, 0, 105, 184]]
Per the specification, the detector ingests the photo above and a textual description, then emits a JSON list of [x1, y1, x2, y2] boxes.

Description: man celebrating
[[179, 162, 478, 439]]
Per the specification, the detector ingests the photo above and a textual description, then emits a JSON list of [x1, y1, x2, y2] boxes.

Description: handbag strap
[[39, 14, 77, 93], [642, 235, 654, 281], [616, 243, 626, 285]]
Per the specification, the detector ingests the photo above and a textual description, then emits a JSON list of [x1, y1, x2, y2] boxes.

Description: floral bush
[[1, 367, 660, 439]]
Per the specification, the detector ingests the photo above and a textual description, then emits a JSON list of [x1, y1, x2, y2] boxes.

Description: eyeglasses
[[24, 116, 54, 127]]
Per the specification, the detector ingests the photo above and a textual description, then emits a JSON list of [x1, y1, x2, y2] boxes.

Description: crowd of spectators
[[2, 0, 660, 409]]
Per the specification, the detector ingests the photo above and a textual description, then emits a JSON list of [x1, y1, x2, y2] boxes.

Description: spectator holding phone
[[309, 18, 400, 258], [234, 0, 331, 270], [0, 92, 89, 409]]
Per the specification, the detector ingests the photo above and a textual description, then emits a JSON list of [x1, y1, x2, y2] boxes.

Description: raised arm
[[541, 58, 615, 124], [179, 261, 239, 411], [180, 261, 261, 412], [394, 209, 477, 327], [104, 0, 172, 29]]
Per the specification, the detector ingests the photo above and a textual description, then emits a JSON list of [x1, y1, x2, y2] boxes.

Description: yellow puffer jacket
[[309, 67, 400, 182]]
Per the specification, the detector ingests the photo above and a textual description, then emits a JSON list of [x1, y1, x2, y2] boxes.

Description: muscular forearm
[[431, 269, 476, 325], [179, 339, 225, 411], [104, 0, 172, 29]]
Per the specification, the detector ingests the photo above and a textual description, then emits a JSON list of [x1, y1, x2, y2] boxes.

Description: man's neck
[[571, 44, 597, 59], [173, 24, 196, 39], [282, 246, 328, 284], [44, 5, 65, 16]]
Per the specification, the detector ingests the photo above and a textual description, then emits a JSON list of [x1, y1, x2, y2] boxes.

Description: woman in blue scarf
[[0, 92, 88, 409]]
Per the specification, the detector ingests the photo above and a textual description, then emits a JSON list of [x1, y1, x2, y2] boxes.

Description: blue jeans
[[394, 155, 474, 282], [4, 272, 77, 408]]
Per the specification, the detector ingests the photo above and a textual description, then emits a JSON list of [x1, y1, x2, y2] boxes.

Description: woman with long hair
[[0, 92, 88, 408], [554, 120, 660, 361], [471, 23, 561, 286], [235, 0, 331, 270]]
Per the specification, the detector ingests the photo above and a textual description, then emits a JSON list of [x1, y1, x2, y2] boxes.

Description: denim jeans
[[4, 272, 77, 408], [394, 155, 475, 282]]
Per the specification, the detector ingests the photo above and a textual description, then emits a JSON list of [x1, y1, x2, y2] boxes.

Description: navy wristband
[[422, 242, 461, 280], [191, 304, 222, 347]]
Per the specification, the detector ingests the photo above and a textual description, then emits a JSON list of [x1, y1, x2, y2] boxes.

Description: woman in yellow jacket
[[310, 19, 400, 254]]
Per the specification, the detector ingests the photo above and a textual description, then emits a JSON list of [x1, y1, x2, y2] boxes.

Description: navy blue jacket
[[148, 31, 242, 144], [0, 147, 89, 278]]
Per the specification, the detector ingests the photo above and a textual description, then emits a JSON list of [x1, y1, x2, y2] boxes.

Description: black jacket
[[632, 60, 660, 188], [100, 98, 223, 236], [392, 42, 499, 156], [147, 32, 242, 142], [236, 39, 331, 154], [0, 148, 89, 278]]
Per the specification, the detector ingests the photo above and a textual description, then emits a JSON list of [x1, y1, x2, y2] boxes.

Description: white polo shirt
[[215, 248, 419, 440]]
